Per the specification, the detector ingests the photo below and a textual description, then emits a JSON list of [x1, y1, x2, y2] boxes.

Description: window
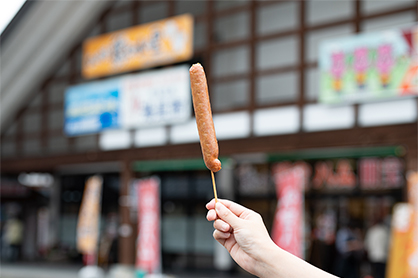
[[212, 45, 250, 77], [107, 10, 132, 32], [214, 11, 250, 43], [212, 79, 249, 111], [256, 71, 298, 105], [257, 2, 298, 36], [256, 36, 298, 70], [23, 113, 41, 134], [139, 2, 168, 24], [307, 0, 353, 25]]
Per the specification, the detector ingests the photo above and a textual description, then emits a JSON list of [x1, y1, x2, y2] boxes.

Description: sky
[[0, 0, 26, 35]]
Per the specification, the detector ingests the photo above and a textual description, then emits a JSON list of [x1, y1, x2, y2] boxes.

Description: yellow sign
[[82, 14, 193, 79], [77, 176, 103, 254]]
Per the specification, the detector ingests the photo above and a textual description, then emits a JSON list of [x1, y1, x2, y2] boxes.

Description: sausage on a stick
[[189, 63, 222, 173]]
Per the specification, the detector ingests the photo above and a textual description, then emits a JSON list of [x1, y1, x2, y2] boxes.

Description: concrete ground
[[0, 262, 81, 278]]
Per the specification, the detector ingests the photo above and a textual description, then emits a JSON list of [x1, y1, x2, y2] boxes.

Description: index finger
[[206, 199, 248, 218]]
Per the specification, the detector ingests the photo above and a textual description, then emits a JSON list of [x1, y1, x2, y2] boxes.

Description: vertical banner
[[77, 176, 103, 257], [271, 164, 305, 258], [407, 172, 418, 278], [386, 203, 415, 278], [136, 177, 161, 274], [37, 207, 50, 255]]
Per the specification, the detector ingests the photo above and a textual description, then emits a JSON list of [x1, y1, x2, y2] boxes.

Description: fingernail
[[222, 223, 229, 231]]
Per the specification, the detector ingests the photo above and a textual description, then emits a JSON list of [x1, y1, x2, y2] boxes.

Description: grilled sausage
[[189, 63, 222, 172]]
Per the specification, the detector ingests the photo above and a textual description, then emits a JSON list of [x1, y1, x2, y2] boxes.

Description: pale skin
[[206, 199, 339, 278]]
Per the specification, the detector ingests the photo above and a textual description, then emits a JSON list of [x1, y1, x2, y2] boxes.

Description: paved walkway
[[0, 262, 81, 278]]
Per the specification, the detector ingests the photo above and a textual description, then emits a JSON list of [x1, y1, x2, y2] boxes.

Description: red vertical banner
[[136, 177, 161, 274], [272, 163, 305, 258]]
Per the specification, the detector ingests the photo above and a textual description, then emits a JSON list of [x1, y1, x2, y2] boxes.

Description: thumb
[[215, 202, 242, 229]]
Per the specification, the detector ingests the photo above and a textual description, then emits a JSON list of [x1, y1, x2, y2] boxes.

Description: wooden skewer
[[211, 171, 218, 203]]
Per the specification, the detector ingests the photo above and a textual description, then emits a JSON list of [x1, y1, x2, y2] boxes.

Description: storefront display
[[1, 1, 417, 275], [235, 149, 405, 275]]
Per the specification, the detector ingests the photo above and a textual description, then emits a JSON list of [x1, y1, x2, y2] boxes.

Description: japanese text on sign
[[82, 14, 193, 79], [64, 65, 191, 136]]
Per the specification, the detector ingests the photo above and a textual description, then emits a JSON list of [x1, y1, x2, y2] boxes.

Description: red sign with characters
[[359, 156, 403, 190], [272, 164, 305, 258], [136, 177, 161, 273]]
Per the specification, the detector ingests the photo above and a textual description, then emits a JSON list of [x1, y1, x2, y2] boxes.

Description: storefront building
[[1, 0, 417, 276]]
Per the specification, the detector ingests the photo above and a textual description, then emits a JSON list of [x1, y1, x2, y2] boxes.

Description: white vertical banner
[[136, 177, 161, 274], [76, 176, 103, 256]]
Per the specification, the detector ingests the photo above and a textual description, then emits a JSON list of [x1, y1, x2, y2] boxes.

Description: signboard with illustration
[[319, 25, 418, 104], [64, 65, 191, 136], [82, 14, 193, 79]]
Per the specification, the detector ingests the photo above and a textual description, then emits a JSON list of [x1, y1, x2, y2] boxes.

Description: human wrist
[[254, 240, 284, 278]]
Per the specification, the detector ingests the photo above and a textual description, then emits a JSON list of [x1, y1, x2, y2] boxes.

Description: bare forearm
[[256, 244, 339, 278]]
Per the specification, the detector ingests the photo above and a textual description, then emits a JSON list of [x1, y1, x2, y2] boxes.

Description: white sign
[[120, 65, 191, 128], [64, 65, 191, 136], [18, 172, 54, 187]]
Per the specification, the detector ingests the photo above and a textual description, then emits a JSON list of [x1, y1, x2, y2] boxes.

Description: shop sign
[[319, 25, 418, 104], [64, 65, 191, 136], [312, 159, 356, 190], [82, 14, 193, 79], [359, 157, 403, 190], [64, 78, 121, 136], [120, 65, 191, 128], [309, 157, 403, 191], [271, 164, 305, 258], [77, 176, 103, 255], [18, 172, 54, 187], [136, 177, 160, 274]]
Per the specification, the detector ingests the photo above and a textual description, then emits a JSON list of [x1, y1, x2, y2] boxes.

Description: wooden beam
[[2, 124, 416, 173]]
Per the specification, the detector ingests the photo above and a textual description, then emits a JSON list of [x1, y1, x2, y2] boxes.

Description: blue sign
[[64, 79, 121, 136], [64, 65, 191, 136]]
